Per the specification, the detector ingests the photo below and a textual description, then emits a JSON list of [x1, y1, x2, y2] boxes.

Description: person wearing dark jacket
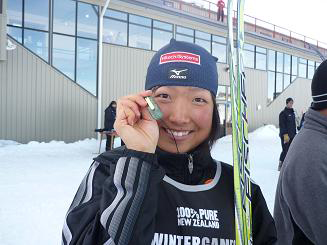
[[278, 97, 296, 171], [274, 60, 327, 244], [104, 101, 117, 151], [62, 39, 277, 245]]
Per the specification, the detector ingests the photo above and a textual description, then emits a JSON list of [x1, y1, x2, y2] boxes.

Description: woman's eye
[[193, 98, 207, 103], [156, 94, 169, 99]]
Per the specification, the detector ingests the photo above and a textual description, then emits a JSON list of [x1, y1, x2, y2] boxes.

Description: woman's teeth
[[167, 130, 190, 137]]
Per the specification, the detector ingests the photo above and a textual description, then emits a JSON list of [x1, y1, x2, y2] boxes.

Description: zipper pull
[[188, 154, 193, 174]]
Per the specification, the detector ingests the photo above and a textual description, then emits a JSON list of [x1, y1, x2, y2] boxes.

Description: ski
[[227, 0, 252, 244]]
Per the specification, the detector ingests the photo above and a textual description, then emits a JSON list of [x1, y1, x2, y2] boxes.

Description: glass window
[[105, 9, 127, 21], [267, 71, 275, 104], [284, 54, 291, 74], [256, 52, 266, 70], [308, 60, 315, 79], [284, 74, 290, 89], [195, 30, 210, 40], [217, 86, 226, 100], [153, 20, 173, 31], [77, 2, 98, 39], [316, 62, 321, 70], [212, 35, 226, 44], [291, 75, 297, 82], [176, 26, 194, 36], [244, 50, 254, 68], [24, 29, 49, 61], [24, 0, 49, 31], [176, 34, 193, 43], [256, 46, 266, 54], [299, 58, 307, 78], [129, 24, 151, 50], [153, 29, 172, 51], [276, 73, 283, 95], [129, 14, 151, 26], [52, 34, 75, 80], [212, 42, 226, 63], [244, 43, 254, 51], [7, 0, 23, 26], [195, 39, 211, 53], [103, 18, 127, 45], [268, 50, 275, 71], [276, 52, 283, 72], [7, 26, 23, 43], [291, 56, 298, 76], [76, 38, 97, 95], [53, 0, 76, 35]]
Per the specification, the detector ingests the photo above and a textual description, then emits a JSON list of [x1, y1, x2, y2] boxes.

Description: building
[[0, 0, 324, 143]]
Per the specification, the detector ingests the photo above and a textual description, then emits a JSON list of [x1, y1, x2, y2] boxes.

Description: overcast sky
[[186, 0, 327, 46], [244, 0, 327, 46]]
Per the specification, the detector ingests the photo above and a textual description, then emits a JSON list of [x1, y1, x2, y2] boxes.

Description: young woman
[[62, 39, 277, 245]]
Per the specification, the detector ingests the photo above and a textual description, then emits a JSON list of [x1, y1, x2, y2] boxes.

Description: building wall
[[0, 0, 317, 143], [0, 40, 97, 143]]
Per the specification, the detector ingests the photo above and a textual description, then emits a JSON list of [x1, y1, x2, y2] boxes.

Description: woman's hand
[[114, 90, 159, 153]]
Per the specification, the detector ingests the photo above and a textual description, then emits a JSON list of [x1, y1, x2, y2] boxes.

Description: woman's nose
[[167, 100, 191, 125]]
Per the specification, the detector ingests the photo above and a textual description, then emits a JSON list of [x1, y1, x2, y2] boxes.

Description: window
[[129, 24, 151, 50], [128, 15, 151, 49], [195, 30, 211, 53], [276, 73, 283, 95], [268, 50, 275, 71], [291, 56, 298, 82], [103, 18, 127, 45], [212, 41, 226, 63], [255, 46, 266, 70], [244, 43, 254, 68], [276, 52, 283, 73], [152, 20, 173, 51], [307, 60, 315, 79], [298, 58, 307, 78], [104, 9, 128, 21], [76, 38, 97, 95], [316, 62, 321, 70], [53, 0, 76, 35], [77, 2, 98, 39], [24, 29, 49, 61], [24, 0, 49, 31], [52, 34, 75, 80], [176, 26, 194, 43], [284, 74, 290, 89], [8, 0, 23, 26], [284, 54, 291, 74], [7, 26, 23, 43], [267, 71, 275, 104]]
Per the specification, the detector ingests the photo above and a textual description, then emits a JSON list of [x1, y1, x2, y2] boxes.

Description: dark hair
[[207, 94, 220, 149], [286, 98, 293, 104], [109, 101, 117, 107]]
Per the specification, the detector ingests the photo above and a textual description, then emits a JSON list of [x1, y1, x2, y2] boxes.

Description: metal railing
[[158, 0, 327, 57]]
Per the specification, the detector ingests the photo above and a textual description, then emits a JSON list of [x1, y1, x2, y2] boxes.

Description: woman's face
[[153, 86, 214, 153]]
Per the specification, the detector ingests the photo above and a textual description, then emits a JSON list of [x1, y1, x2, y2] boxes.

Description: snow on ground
[[0, 125, 281, 245]]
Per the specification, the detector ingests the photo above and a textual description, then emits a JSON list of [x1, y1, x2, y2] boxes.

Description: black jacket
[[104, 105, 116, 131], [279, 107, 296, 139], [62, 146, 277, 245]]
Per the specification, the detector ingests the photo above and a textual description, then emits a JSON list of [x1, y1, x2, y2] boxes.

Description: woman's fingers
[[116, 90, 153, 126]]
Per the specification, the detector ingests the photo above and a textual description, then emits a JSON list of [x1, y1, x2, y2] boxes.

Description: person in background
[[62, 39, 276, 245], [104, 101, 117, 151], [217, 0, 225, 22], [274, 60, 327, 244], [278, 97, 296, 171]]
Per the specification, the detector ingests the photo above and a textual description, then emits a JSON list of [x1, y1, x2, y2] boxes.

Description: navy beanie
[[311, 60, 327, 110], [145, 39, 218, 95]]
